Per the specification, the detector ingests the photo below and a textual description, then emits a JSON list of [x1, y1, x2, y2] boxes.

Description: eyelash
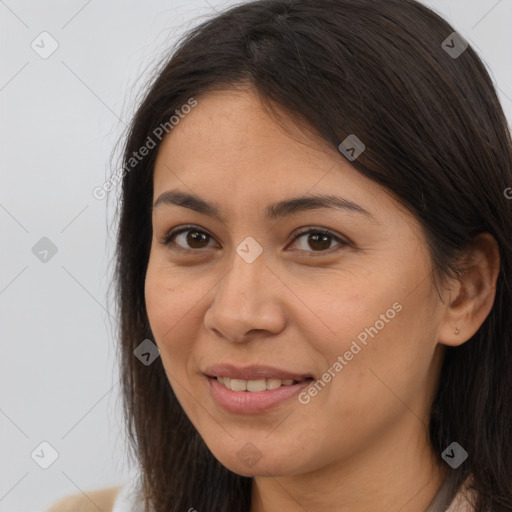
[[159, 225, 349, 256]]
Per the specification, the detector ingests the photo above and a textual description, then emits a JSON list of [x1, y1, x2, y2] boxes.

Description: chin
[[207, 442, 306, 478]]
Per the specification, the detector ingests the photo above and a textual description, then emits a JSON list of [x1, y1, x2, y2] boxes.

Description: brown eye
[[161, 225, 348, 256], [304, 233, 332, 251], [183, 230, 210, 249], [162, 227, 214, 250], [290, 228, 348, 255]]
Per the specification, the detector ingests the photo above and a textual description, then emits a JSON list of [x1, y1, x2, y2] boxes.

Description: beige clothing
[[43, 485, 123, 512]]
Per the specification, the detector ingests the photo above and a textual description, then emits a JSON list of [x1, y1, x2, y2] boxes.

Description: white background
[[0, 1, 511, 511]]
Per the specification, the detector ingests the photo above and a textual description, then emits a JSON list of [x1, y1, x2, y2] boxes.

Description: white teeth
[[266, 378, 282, 390], [230, 379, 247, 392], [246, 379, 266, 392], [216, 376, 298, 391]]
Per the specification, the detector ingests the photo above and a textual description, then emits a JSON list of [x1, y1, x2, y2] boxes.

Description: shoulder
[[43, 485, 123, 512]]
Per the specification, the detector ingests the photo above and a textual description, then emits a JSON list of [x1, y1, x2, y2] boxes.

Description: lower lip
[[206, 376, 313, 414]]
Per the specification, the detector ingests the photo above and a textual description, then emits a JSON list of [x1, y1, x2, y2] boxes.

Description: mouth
[[203, 363, 314, 383], [212, 375, 310, 392], [205, 374, 315, 414]]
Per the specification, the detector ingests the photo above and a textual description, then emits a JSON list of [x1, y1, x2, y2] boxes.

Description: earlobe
[[438, 233, 500, 347]]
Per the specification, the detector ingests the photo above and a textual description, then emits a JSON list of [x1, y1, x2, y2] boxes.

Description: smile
[[206, 375, 314, 414]]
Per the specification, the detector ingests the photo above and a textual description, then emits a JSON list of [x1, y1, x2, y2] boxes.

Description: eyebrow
[[152, 189, 376, 222]]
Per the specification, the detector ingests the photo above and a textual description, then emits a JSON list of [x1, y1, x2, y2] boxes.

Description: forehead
[[151, 88, 397, 223], [155, 87, 336, 173]]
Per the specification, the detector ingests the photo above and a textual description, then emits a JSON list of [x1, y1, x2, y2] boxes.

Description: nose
[[203, 246, 286, 343]]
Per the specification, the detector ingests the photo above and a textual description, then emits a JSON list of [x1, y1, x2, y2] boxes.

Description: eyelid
[[160, 224, 350, 254], [160, 224, 216, 248], [289, 226, 350, 256]]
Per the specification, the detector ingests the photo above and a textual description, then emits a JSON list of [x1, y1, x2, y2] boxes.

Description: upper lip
[[204, 364, 314, 382]]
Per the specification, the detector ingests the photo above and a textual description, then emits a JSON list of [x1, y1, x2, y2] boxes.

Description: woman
[[45, 0, 512, 511]]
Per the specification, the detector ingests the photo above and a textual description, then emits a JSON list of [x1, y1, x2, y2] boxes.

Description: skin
[[144, 87, 500, 512]]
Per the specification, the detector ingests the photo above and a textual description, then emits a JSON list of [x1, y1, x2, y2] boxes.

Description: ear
[[438, 233, 500, 347]]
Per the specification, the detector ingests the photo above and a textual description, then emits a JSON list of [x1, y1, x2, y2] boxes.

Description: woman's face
[[145, 87, 448, 477]]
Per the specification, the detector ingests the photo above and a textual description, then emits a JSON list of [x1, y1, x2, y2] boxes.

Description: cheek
[[144, 262, 172, 336], [144, 255, 217, 377], [145, 252, 195, 330], [297, 260, 438, 401], [144, 259, 192, 355], [290, 268, 399, 357], [315, 286, 439, 425], [144, 269, 196, 410]]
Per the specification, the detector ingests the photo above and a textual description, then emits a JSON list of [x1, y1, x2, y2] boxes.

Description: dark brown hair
[[111, 1, 512, 510]]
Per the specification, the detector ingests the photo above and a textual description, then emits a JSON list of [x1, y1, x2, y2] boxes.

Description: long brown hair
[[111, 1, 512, 510]]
